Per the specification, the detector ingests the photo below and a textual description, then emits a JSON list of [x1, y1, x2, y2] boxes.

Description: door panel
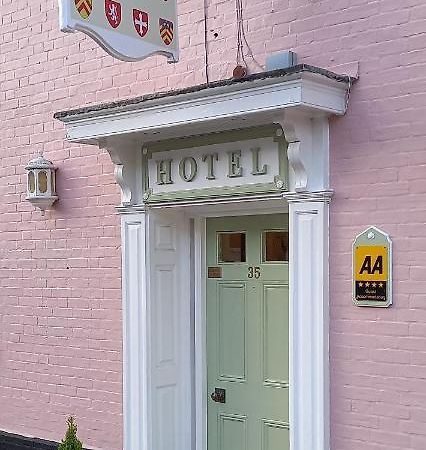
[[262, 420, 290, 450], [207, 214, 290, 450], [154, 266, 176, 365], [148, 211, 192, 450], [218, 283, 247, 381], [262, 284, 289, 387], [220, 414, 247, 450]]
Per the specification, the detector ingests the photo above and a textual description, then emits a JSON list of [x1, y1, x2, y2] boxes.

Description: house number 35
[[248, 266, 261, 278]]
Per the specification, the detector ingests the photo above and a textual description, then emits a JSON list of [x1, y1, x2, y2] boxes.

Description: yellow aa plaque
[[353, 227, 392, 307]]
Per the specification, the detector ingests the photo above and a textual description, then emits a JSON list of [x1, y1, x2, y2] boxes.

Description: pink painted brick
[[1, 0, 426, 449]]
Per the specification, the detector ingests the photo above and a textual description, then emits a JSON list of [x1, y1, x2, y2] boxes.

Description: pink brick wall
[[1, 0, 426, 449]]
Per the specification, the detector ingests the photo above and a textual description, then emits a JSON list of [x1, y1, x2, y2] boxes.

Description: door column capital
[[283, 189, 333, 204]]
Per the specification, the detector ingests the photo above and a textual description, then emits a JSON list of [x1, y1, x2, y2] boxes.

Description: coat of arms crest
[[159, 18, 174, 45], [74, 0, 92, 19], [133, 9, 149, 38], [105, 0, 122, 28]]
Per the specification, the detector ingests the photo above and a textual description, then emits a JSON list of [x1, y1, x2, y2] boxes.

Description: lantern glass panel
[[28, 171, 35, 194], [38, 171, 48, 194]]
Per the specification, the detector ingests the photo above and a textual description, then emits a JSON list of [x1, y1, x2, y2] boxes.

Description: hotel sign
[[58, 0, 179, 62], [141, 126, 288, 204], [353, 227, 392, 307]]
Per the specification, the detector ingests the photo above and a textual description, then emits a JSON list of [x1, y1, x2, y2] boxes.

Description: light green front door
[[207, 214, 290, 450]]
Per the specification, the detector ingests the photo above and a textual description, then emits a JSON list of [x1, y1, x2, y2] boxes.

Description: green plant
[[58, 416, 83, 450]]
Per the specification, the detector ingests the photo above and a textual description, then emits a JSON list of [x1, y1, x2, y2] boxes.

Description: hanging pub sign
[[353, 226, 392, 308], [58, 0, 179, 62]]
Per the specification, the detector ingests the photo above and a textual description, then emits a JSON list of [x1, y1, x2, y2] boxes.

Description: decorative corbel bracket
[[275, 113, 308, 192], [99, 139, 133, 206], [274, 111, 330, 194], [287, 140, 308, 193]]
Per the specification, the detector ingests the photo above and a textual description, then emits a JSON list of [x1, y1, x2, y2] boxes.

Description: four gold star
[[358, 281, 385, 289]]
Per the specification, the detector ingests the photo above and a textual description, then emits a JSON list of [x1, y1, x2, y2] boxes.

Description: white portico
[[55, 65, 351, 450]]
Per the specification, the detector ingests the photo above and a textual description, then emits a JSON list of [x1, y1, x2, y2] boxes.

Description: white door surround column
[[284, 191, 332, 450], [277, 110, 333, 450], [121, 213, 149, 450]]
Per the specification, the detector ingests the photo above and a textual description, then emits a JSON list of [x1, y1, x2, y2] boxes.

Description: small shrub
[[58, 416, 83, 450]]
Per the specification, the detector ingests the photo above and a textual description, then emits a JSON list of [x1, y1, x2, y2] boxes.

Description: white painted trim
[[278, 113, 331, 194], [121, 214, 149, 450], [284, 190, 333, 203], [287, 198, 331, 450], [58, 73, 349, 144], [194, 218, 207, 450]]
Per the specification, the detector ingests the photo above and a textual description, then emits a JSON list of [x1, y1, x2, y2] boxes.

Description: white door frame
[[121, 191, 331, 450]]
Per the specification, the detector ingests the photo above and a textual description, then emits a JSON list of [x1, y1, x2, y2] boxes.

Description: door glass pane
[[218, 232, 246, 263], [263, 231, 289, 262]]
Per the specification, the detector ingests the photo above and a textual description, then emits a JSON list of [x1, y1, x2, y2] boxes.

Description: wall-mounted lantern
[[25, 154, 58, 214]]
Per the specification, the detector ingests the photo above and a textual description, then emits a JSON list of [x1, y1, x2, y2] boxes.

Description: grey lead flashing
[[54, 64, 354, 121]]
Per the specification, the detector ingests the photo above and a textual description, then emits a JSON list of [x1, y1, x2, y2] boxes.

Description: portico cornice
[[55, 66, 351, 145], [55, 66, 351, 206]]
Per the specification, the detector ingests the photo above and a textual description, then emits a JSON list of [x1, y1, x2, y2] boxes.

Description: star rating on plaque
[[358, 281, 384, 288]]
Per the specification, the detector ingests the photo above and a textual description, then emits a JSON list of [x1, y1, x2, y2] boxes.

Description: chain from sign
[[58, 0, 179, 62], [352, 226, 392, 308]]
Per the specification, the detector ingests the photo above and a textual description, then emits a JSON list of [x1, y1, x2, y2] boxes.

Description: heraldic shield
[[60, 0, 179, 62], [105, 0, 122, 29], [133, 9, 149, 38], [74, 0, 92, 20], [159, 18, 174, 45]]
